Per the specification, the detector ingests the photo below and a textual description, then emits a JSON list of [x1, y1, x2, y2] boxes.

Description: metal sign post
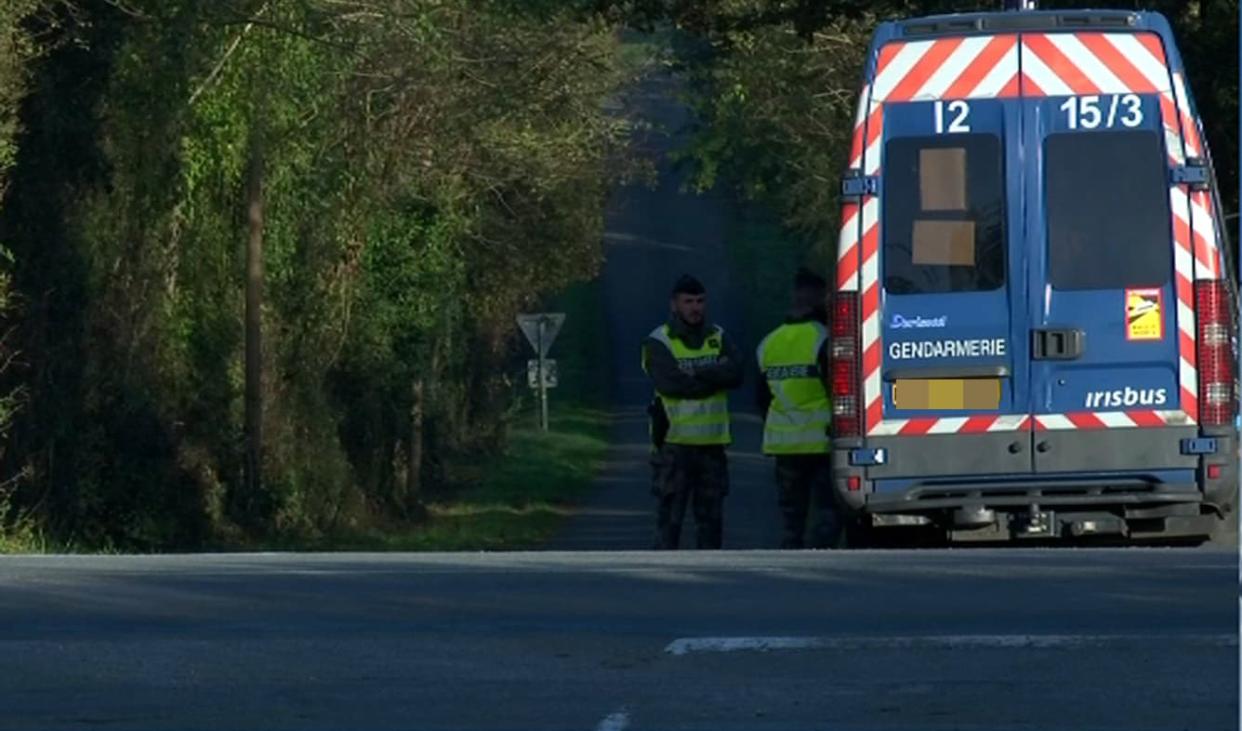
[[537, 320, 548, 431], [517, 313, 565, 432]]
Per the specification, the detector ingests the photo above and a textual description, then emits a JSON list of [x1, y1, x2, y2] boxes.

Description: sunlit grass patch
[[319, 406, 611, 552]]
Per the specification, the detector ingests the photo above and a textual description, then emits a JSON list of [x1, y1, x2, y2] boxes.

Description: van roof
[[888, 10, 1169, 41], [865, 10, 1184, 87]]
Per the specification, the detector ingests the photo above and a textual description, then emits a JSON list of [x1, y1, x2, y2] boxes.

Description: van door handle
[[1031, 329, 1085, 360]]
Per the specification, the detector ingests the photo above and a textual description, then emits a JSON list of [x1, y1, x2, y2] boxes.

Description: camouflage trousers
[[775, 454, 842, 549], [651, 444, 728, 550]]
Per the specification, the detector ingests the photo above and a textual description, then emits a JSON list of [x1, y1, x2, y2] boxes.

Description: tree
[[0, 0, 637, 547], [0, 0, 46, 542]]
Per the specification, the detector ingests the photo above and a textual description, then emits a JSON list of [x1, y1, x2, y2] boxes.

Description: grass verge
[[316, 276, 614, 552], [328, 406, 610, 551], [308, 404, 608, 553]]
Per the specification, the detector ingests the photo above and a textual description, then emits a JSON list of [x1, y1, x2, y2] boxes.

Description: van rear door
[[1021, 32, 1198, 473], [863, 36, 1034, 479]]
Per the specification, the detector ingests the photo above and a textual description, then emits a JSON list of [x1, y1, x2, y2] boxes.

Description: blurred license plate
[[893, 378, 1000, 410]]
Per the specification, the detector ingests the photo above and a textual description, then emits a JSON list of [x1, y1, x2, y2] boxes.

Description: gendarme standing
[[641, 274, 744, 549]]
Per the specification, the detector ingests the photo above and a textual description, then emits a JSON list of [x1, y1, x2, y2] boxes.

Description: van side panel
[[1171, 70, 1228, 285]]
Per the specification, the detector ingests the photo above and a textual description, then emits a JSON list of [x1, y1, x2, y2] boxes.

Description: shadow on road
[[548, 410, 781, 550]]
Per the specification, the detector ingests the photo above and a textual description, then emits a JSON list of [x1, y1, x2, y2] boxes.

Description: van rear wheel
[[843, 518, 875, 549], [1208, 508, 1239, 546]]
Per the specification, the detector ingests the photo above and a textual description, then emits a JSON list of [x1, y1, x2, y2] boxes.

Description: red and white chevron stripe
[[1171, 72, 1203, 157], [1034, 411, 1193, 431], [837, 82, 870, 294], [873, 35, 1020, 102], [1155, 66, 1202, 424], [1167, 180, 1201, 423], [1174, 71, 1222, 283], [1170, 184, 1201, 423], [1019, 32, 1170, 97], [869, 414, 1030, 437]]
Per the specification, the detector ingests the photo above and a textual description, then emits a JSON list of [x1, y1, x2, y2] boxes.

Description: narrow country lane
[[550, 69, 783, 551]]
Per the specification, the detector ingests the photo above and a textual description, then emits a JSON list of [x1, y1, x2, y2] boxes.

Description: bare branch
[[188, 5, 267, 107]]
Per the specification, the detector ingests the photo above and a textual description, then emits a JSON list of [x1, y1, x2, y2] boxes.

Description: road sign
[[527, 359, 558, 389], [516, 313, 565, 357], [516, 313, 565, 432]]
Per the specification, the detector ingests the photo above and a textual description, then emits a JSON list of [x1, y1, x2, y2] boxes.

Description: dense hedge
[[0, 1, 635, 548]]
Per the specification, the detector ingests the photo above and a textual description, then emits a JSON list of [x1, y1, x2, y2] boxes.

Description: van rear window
[[1046, 131, 1171, 290], [883, 135, 1006, 295]]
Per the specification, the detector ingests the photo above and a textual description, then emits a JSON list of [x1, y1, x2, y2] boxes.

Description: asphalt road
[[1, 550, 1237, 731], [550, 68, 783, 551]]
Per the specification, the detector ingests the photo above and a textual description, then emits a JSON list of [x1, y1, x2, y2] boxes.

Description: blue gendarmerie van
[[830, 2, 1240, 543]]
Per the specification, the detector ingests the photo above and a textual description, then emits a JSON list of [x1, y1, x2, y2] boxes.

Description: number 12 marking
[[934, 100, 971, 134]]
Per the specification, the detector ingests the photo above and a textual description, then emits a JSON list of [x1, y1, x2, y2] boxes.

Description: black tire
[[843, 517, 875, 549], [1208, 508, 1239, 546]]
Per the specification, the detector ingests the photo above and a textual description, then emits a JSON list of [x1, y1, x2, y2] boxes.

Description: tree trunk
[[243, 130, 264, 503], [404, 378, 428, 522]]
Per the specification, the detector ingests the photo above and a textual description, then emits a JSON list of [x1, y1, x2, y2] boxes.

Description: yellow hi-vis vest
[[641, 324, 731, 446], [757, 321, 831, 455]]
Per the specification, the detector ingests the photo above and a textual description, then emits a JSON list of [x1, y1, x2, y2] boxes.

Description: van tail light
[[1195, 280, 1237, 427], [830, 292, 862, 438]]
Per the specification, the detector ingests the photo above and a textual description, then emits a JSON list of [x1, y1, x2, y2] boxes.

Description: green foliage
[[0, 0, 42, 548], [0, 0, 40, 180], [0, 0, 637, 549], [723, 208, 806, 338], [679, 2, 875, 260]]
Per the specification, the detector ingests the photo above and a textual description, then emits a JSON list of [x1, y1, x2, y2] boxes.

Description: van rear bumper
[[865, 478, 1201, 514], [834, 476, 1216, 541]]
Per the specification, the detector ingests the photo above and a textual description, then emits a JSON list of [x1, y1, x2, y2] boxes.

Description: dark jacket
[[644, 315, 745, 400], [755, 305, 829, 416]]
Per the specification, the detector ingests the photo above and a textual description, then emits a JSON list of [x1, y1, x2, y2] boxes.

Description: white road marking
[[665, 634, 1237, 656], [595, 708, 629, 731]]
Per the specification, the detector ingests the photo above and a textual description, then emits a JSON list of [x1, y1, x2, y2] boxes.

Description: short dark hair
[[794, 267, 826, 292], [672, 274, 706, 296]]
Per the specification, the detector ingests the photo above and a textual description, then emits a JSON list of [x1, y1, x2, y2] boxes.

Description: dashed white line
[[664, 634, 1237, 656], [595, 708, 629, 731]]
